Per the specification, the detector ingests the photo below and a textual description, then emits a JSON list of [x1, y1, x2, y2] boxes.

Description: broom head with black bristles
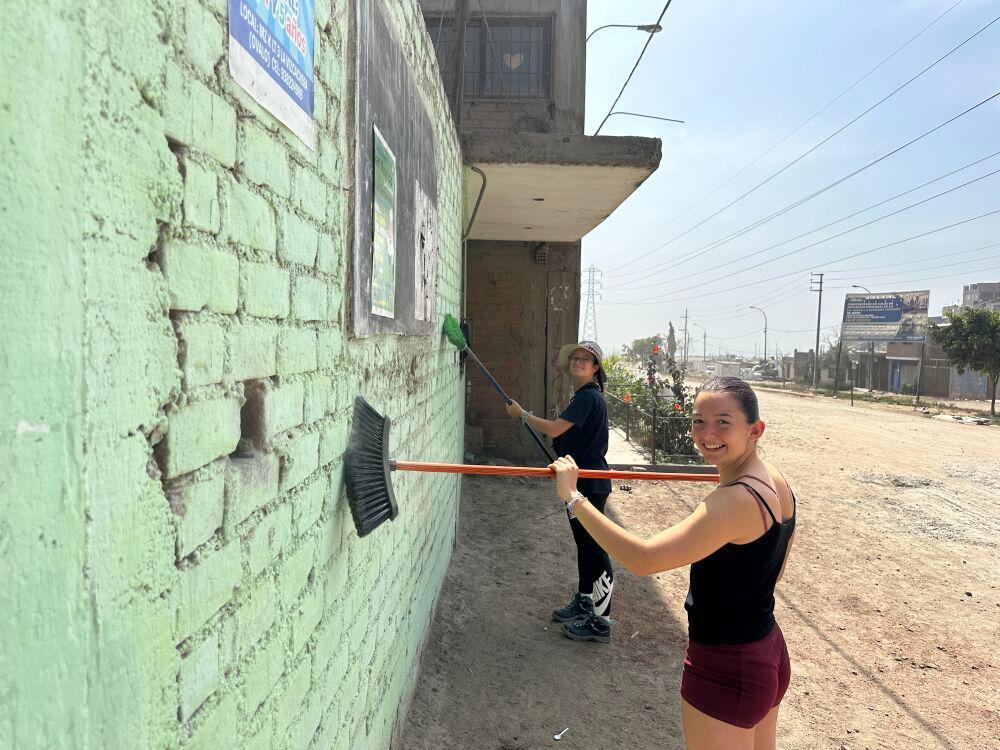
[[345, 395, 398, 537]]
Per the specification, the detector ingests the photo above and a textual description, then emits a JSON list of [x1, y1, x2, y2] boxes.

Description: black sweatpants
[[569, 492, 613, 617]]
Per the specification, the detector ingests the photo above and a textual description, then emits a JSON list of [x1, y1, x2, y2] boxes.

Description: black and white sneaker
[[551, 592, 593, 623], [563, 612, 612, 643]]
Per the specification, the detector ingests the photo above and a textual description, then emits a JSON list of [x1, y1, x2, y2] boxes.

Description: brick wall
[[1, 1, 463, 748], [464, 241, 581, 462]]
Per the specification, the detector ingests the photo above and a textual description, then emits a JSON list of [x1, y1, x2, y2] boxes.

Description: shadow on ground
[[396, 474, 690, 750]]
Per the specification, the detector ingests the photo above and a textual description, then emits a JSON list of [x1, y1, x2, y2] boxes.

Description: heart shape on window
[[502, 52, 524, 69]]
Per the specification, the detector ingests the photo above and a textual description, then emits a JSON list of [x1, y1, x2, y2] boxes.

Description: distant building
[[962, 281, 1000, 311]]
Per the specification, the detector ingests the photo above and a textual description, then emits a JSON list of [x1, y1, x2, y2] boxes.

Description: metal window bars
[[425, 16, 553, 100]]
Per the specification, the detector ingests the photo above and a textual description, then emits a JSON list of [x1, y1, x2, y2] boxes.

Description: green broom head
[[442, 313, 467, 351], [345, 396, 399, 537]]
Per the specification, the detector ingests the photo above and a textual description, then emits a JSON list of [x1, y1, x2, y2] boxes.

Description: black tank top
[[684, 477, 796, 645]]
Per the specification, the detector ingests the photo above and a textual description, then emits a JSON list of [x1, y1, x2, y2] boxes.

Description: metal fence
[[606, 392, 702, 465]]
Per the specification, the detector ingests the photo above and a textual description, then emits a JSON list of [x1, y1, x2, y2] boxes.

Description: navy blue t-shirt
[[552, 382, 611, 495]]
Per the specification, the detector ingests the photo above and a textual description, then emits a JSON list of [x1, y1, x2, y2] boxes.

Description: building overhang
[[462, 132, 661, 243]]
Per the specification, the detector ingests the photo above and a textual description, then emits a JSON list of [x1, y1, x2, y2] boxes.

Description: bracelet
[[520, 409, 533, 424], [566, 490, 587, 519]]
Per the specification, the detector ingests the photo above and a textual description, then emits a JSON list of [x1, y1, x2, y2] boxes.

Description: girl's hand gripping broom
[[345, 396, 717, 537], [442, 314, 556, 462]]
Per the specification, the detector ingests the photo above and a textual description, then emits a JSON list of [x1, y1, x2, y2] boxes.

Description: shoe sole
[[562, 627, 611, 644]]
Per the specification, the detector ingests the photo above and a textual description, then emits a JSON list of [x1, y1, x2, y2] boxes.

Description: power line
[[602, 207, 1000, 306], [592, 0, 674, 136], [609, 0, 968, 259], [603, 150, 1000, 291], [606, 88, 1000, 283], [604, 166, 1000, 300], [826, 241, 1000, 275], [826, 249, 1000, 281], [603, 14, 1000, 277]]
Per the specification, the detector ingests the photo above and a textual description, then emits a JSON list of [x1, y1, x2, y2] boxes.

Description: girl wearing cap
[[549, 377, 797, 749], [506, 341, 614, 643]]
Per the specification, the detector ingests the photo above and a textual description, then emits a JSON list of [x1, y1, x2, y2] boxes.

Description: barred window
[[425, 16, 552, 99]]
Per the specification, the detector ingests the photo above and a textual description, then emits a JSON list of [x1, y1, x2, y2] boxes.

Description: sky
[[582, 0, 1000, 359]]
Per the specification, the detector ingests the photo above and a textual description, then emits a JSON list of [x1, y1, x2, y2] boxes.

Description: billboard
[[840, 290, 929, 343], [229, 0, 316, 148]]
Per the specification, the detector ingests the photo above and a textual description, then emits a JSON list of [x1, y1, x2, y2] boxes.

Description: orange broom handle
[[391, 460, 719, 483]]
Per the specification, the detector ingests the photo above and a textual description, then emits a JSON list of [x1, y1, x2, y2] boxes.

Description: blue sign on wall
[[229, 0, 316, 148]]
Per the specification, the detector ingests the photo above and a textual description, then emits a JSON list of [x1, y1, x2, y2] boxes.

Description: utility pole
[[811, 272, 824, 389], [448, 0, 471, 124], [581, 265, 601, 341], [682, 309, 689, 368], [749, 306, 767, 364]]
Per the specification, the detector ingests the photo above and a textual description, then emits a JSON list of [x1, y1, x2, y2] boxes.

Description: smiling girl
[[549, 377, 798, 750], [506, 340, 615, 642]]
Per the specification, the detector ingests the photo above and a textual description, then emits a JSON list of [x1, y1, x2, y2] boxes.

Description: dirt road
[[397, 388, 999, 749]]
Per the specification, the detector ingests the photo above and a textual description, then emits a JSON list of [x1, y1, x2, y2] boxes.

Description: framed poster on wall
[[371, 125, 397, 319]]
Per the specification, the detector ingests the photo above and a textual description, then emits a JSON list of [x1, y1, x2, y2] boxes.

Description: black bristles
[[345, 396, 399, 537]]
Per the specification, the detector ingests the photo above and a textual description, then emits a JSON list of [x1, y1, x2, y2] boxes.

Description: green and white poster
[[371, 125, 397, 318]]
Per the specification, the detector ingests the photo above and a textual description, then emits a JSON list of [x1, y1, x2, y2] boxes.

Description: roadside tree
[[931, 307, 1000, 415]]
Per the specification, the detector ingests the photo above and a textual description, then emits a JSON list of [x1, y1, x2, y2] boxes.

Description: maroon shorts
[[680, 622, 791, 729]]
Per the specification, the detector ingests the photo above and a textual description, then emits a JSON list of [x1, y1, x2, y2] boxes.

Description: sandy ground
[[396, 388, 1000, 749]]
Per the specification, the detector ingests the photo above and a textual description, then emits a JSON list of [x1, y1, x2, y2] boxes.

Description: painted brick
[[158, 396, 242, 479], [246, 502, 293, 577], [287, 691, 324, 750], [223, 177, 277, 253], [164, 62, 237, 167], [274, 657, 311, 739], [316, 329, 344, 367], [178, 632, 219, 722], [176, 318, 225, 388], [278, 430, 320, 492], [303, 375, 333, 423], [278, 210, 319, 268], [290, 275, 328, 321], [328, 280, 345, 324], [185, 2, 224, 79], [160, 240, 238, 314], [242, 628, 288, 711], [240, 121, 291, 197], [244, 716, 274, 750], [277, 538, 315, 606], [324, 528, 349, 597], [293, 474, 327, 536], [242, 379, 305, 444], [182, 158, 220, 234], [290, 163, 327, 223], [318, 419, 348, 467], [219, 578, 275, 668], [311, 615, 342, 679], [316, 193, 346, 274], [227, 321, 278, 382], [277, 327, 317, 376], [226, 450, 280, 528], [241, 260, 290, 319], [165, 459, 225, 560], [174, 542, 241, 642], [186, 693, 238, 750], [291, 584, 324, 655], [318, 127, 344, 179]]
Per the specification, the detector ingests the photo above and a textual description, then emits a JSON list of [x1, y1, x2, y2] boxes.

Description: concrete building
[[963, 281, 1000, 310], [419, 0, 661, 461]]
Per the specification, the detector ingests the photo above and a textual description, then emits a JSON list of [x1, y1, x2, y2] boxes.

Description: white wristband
[[520, 410, 533, 424], [566, 490, 586, 518]]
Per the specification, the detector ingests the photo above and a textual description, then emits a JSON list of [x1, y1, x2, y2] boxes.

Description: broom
[[345, 396, 717, 537], [442, 313, 556, 462]]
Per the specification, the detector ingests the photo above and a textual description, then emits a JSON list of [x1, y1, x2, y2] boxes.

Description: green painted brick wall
[[0, 0, 464, 748]]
